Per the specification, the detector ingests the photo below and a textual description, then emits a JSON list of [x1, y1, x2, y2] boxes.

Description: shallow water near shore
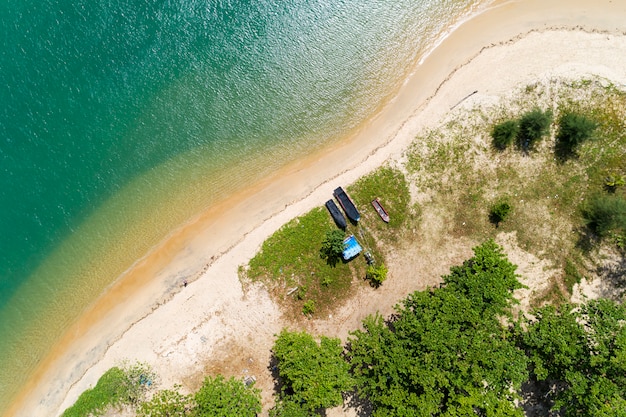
[[0, 0, 488, 412]]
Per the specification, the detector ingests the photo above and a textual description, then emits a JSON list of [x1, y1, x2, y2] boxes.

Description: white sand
[[7, 0, 626, 416]]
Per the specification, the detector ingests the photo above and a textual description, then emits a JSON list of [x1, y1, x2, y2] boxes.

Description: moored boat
[[371, 198, 389, 223], [333, 186, 360, 222], [325, 199, 347, 229]]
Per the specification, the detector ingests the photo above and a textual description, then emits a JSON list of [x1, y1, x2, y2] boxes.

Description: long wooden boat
[[325, 199, 347, 229], [371, 198, 389, 223], [333, 187, 360, 222]]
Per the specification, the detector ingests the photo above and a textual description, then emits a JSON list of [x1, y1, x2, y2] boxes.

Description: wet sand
[[7, 0, 626, 416]]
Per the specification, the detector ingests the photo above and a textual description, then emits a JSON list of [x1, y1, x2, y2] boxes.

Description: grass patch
[[348, 166, 412, 242], [62, 362, 155, 417], [402, 77, 626, 303], [563, 257, 584, 294], [245, 207, 367, 316]]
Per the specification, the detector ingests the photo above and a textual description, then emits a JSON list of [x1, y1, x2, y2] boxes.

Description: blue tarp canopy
[[342, 235, 362, 260]]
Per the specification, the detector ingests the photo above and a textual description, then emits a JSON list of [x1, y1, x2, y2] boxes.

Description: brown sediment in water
[[7, 0, 626, 415]]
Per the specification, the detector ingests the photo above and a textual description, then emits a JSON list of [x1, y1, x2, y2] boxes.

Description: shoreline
[[7, 0, 626, 416]]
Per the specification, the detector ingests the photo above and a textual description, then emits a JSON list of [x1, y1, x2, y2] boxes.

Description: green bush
[[555, 111, 597, 158], [517, 107, 553, 151], [319, 229, 345, 266], [302, 299, 316, 315], [194, 375, 261, 417], [491, 120, 519, 150], [604, 172, 625, 193], [489, 200, 512, 226], [272, 330, 354, 411], [138, 386, 192, 417], [583, 195, 626, 238], [366, 264, 388, 288]]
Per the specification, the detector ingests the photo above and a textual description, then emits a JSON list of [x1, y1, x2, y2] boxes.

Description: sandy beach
[[7, 0, 626, 416]]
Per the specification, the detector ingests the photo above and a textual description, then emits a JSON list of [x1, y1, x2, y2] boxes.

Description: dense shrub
[[583, 195, 626, 238], [517, 107, 553, 151], [489, 200, 512, 226], [272, 330, 354, 412], [491, 119, 519, 150], [555, 111, 597, 159], [194, 375, 261, 417], [366, 263, 388, 287], [319, 229, 345, 266]]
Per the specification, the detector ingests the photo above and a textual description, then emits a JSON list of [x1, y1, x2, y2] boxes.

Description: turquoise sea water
[[0, 0, 486, 412]]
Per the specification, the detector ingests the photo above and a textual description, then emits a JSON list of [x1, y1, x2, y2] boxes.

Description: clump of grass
[[302, 300, 316, 316]]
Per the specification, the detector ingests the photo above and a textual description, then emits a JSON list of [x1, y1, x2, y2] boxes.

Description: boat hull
[[333, 186, 360, 222]]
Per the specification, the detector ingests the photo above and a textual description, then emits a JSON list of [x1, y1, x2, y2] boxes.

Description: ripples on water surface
[[0, 0, 486, 411]]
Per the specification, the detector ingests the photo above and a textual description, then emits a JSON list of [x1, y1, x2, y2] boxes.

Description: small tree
[[517, 107, 553, 151], [194, 375, 261, 417], [366, 264, 388, 287], [320, 229, 345, 266], [489, 200, 512, 227], [555, 111, 597, 159], [491, 120, 519, 150], [583, 195, 626, 239]]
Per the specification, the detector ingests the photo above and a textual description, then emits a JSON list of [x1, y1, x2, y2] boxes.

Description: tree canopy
[[349, 240, 528, 417], [272, 330, 354, 412], [319, 229, 345, 266], [519, 299, 626, 416], [194, 375, 261, 417]]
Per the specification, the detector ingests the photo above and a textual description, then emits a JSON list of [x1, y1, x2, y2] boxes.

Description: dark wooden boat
[[325, 199, 347, 229], [333, 187, 360, 222], [371, 198, 389, 223]]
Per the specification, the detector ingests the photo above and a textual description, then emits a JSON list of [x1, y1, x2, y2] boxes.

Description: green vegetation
[[583, 194, 626, 239], [555, 111, 597, 159], [365, 263, 388, 287], [271, 330, 354, 413], [319, 229, 345, 266], [489, 200, 512, 226], [518, 299, 626, 416], [349, 241, 527, 416], [62, 362, 156, 417], [348, 167, 412, 238], [245, 207, 362, 315], [517, 107, 553, 151], [491, 119, 519, 150], [302, 299, 316, 315], [137, 386, 192, 417], [194, 375, 261, 417], [67, 78, 626, 417], [604, 171, 625, 193]]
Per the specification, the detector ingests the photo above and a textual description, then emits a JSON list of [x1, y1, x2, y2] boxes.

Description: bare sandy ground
[[6, 0, 626, 416]]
